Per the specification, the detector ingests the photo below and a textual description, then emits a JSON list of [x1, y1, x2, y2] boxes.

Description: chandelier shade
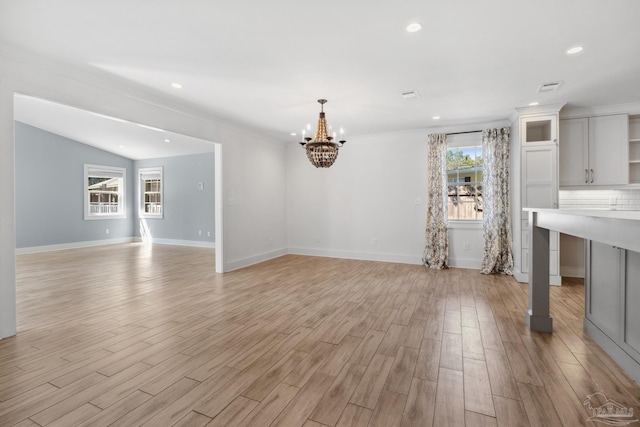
[[299, 99, 346, 168]]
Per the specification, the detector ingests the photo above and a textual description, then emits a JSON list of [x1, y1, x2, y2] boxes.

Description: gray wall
[[134, 153, 215, 243], [15, 122, 134, 248]]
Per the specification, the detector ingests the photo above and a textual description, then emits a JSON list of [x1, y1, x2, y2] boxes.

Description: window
[[447, 146, 483, 221], [138, 167, 163, 218], [84, 164, 126, 219]]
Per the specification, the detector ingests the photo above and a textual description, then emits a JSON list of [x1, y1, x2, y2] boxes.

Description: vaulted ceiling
[[2, 0, 640, 156]]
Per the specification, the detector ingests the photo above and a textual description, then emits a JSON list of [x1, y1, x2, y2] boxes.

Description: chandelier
[[299, 99, 346, 168]]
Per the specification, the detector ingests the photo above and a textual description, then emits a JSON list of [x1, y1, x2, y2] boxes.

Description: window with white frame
[[446, 144, 483, 221], [84, 164, 126, 219], [138, 167, 163, 218]]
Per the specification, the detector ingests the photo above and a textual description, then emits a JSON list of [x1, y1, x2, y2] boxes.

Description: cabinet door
[[521, 145, 558, 217], [624, 250, 640, 359], [589, 114, 629, 185], [559, 118, 589, 186], [521, 115, 557, 145], [586, 241, 622, 339]]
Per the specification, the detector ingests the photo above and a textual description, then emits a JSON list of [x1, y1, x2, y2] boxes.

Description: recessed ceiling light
[[290, 132, 297, 136], [171, 82, 183, 89], [432, 116, 441, 120], [406, 23, 422, 33], [119, 145, 124, 148], [566, 46, 583, 55], [164, 139, 171, 143], [529, 102, 539, 106]]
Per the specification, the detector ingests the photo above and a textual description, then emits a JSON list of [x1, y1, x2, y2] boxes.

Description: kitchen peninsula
[[525, 208, 640, 382]]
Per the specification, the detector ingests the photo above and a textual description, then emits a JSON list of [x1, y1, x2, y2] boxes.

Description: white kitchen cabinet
[[585, 241, 621, 339], [559, 118, 588, 186], [519, 111, 561, 285], [559, 114, 629, 186], [629, 115, 640, 184], [585, 241, 640, 370]]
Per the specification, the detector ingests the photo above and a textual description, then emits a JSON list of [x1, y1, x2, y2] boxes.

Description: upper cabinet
[[559, 114, 629, 187], [521, 115, 557, 145], [630, 115, 640, 184]]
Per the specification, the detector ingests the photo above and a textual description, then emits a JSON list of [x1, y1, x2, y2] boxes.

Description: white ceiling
[[2, 0, 640, 156], [13, 95, 215, 160]]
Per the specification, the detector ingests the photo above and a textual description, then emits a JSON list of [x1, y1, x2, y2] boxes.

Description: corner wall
[[134, 153, 215, 246], [15, 122, 134, 249]]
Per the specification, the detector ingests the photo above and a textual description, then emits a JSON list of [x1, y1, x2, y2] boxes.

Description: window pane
[[445, 145, 483, 221]]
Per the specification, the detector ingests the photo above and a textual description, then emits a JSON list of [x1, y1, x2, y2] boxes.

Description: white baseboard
[[287, 248, 422, 266], [560, 266, 585, 278], [134, 237, 215, 249], [225, 248, 288, 271], [448, 258, 482, 270], [513, 270, 562, 286], [16, 237, 135, 254]]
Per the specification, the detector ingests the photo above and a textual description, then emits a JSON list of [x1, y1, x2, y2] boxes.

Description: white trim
[[84, 164, 127, 220], [225, 248, 288, 271], [16, 237, 135, 254], [448, 257, 482, 270], [513, 270, 562, 286], [138, 166, 163, 219], [560, 101, 640, 120], [559, 266, 585, 278], [133, 237, 215, 248], [287, 248, 422, 266]]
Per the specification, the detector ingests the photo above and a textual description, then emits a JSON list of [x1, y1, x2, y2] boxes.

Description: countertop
[[524, 208, 640, 221], [523, 208, 640, 253]]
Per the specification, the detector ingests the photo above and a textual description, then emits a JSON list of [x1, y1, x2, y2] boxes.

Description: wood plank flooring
[[1, 243, 639, 426]]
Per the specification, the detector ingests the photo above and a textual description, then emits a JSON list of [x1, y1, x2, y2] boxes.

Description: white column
[[0, 80, 17, 339], [526, 210, 553, 332]]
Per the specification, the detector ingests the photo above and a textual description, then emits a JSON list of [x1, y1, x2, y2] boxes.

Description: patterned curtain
[[423, 133, 448, 269], [480, 127, 513, 275]]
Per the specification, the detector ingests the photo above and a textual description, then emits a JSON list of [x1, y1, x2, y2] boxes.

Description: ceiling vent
[[537, 82, 562, 93], [402, 91, 419, 99]]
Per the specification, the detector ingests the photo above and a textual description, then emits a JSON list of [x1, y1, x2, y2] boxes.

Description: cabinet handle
[[590, 169, 594, 184], [585, 169, 588, 184]]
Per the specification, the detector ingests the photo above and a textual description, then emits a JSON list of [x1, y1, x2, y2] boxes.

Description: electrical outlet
[[198, 230, 202, 236], [105, 228, 109, 235], [464, 242, 470, 250], [207, 231, 211, 237]]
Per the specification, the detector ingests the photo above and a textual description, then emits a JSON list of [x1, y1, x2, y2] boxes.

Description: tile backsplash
[[559, 189, 640, 210]]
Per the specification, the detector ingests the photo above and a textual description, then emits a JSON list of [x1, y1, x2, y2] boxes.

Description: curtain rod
[[446, 130, 482, 136]]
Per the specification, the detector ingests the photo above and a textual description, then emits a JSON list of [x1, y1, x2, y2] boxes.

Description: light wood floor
[[1, 243, 638, 426]]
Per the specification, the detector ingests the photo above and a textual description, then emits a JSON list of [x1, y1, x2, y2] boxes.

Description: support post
[[526, 211, 553, 332]]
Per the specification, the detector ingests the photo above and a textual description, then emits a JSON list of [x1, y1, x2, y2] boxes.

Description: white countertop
[[524, 208, 640, 253], [524, 208, 640, 221]]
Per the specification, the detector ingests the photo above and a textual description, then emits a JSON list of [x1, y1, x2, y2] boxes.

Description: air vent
[[537, 82, 562, 93], [402, 91, 419, 99]]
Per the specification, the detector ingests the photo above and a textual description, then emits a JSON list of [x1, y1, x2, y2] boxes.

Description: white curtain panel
[[423, 133, 449, 270], [480, 127, 514, 275]]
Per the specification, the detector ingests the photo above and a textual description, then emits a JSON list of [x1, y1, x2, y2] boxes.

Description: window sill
[[84, 214, 127, 221], [139, 214, 164, 219], [448, 220, 482, 229]]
